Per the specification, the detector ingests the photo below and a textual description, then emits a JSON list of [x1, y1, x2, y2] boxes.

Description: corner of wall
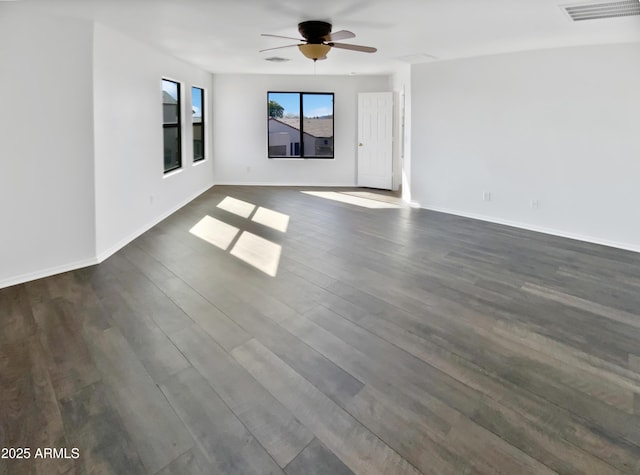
[[0, 10, 98, 289]]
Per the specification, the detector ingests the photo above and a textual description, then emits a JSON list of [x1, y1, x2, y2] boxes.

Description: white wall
[[213, 74, 390, 186], [411, 43, 640, 252], [391, 64, 412, 199], [93, 23, 215, 259], [0, 9, 97, 287]]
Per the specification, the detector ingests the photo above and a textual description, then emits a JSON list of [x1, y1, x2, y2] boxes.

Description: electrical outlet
[[531, 199, 540, 209], [483, 191, 491, 202]]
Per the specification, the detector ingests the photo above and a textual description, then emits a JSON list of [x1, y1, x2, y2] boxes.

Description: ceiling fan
[[260, 20, 377, 62]]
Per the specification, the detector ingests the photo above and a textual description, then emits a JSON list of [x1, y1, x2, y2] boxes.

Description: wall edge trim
[[96, 183, 215, 263], [0, 257, 100, 290], [0, 183, 215, 290], [420, 204, 640, 254], [213, 181, 357, 187]]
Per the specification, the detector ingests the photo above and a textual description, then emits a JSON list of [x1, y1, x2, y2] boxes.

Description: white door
[[357, 92, 393, 190]]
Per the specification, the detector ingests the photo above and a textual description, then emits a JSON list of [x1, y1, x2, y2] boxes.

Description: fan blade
[[324, 30, 355, 41], [259, 44, 300, 53], [329, 42, 377, 53], [261, 33, 305, 41]]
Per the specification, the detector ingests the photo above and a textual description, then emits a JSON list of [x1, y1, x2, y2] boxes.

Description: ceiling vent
[[264, 57, 290, 62], [562, 0, 640, 21]]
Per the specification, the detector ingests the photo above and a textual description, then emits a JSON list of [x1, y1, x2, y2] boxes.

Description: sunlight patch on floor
[[189, 215, 239, 251], [191, 196, 290, 277], [217, 196, 256, 218], [301, 191, 402, 209], [252, 206, 290, 232], [230, 231, 282, 277], [341, 191, 406, 206]]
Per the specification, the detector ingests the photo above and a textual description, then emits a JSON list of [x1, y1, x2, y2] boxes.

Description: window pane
[[268, 92, 301, 158], [163, 80, 179, 124], [163, 127, 180, 171], [192, 86, 204, 162], [302, 93, 334, 157], [162, 79, 181, 172]]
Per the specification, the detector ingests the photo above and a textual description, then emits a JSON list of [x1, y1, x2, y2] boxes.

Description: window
[[162, 79, 181, 173], [192, 86, 205, 162], [267, 92, 334, 159]]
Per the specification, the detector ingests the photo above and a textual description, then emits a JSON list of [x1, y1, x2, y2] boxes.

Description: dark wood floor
[[2, 185, 640, 474]]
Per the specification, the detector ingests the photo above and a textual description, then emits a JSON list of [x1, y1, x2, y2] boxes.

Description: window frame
[[192, 85, 206, 164], [162, 78, 182, 174], [267, 91, 335, 160]]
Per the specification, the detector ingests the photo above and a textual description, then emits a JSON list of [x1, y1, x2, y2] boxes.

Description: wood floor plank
[[0, 284, 37, 344], [231, 338, 422, 475], [88, 327, 193, 474], [309, 240, 637, 370], [28, 297, 101, 401], [323, 303, 637, 473], [324, 274, 640, 415], [279, 256, 337, 290], [169, 325, 314, 468], [304, 307, 576, 473], [322, 286, 639, 413], [90, 268, 190, 383], [197, 286, 365, 407], [62, 268, 113, 338], [344, 385, 468, 475], [155, 448, 216, 475], [58, 381, 146, 475], [630, 354, 640, 374], [284, 438, 354, 475], [99, 254, 193, 335], [0, 336, 72, 475], [557, 265, 640, 294], [295, 304, 632, 473], [4, 185, 640, 474], [120, 243, 251, 352], [522, 282, 640, 330], [159, 367, 284, 475]]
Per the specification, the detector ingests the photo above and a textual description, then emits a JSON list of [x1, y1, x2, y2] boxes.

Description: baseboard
[[7, 187, 633, 290], [0, 256, 100, 290], [213, 181, 358, 187], [96, 183, 215, 263], [421, 204, 640, 254], [0, 184, 216, 290]]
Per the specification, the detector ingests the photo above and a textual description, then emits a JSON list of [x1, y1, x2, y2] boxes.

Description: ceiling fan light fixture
[[298, 43, 331, 60]]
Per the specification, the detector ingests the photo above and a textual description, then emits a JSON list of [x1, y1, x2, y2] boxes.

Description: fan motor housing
[[298, 21, 332, 43]]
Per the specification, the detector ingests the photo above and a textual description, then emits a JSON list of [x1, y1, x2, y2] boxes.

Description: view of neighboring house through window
[[192, 86, 205, 162], [268, 92, 334, 159], [162, 79, 181, 173]]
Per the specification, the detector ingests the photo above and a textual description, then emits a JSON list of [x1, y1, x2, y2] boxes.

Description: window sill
[[163, 168, 183, 179], [268, 157, 335, 161]]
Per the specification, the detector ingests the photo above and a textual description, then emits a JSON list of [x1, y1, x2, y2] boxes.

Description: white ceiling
[[9, 0, 640, 75]]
